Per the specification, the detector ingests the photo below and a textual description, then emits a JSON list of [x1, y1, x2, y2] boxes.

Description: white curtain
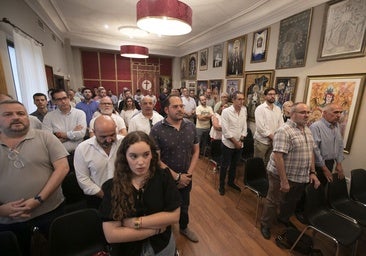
[[13, 29, 48, 113]]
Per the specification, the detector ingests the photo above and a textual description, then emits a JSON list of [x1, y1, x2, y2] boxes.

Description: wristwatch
[[34, 195, 44, 204], [309, 170, 317, 176], [175, 172, 181, 182]]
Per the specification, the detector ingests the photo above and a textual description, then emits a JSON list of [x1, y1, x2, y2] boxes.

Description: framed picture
[[276, 9, 313, 69], [188, 53, 198, 80], [274, 77, 298, 109], [180, 55, 188, 80], [197, 80, 208, 96], [199, 48, 208, 71], [209, 79, 223, 100], [304, 74, 366, 153], [212, 43, 224, 68], [244, 70, 275, 121], [318, 0, 366, 61], [226, 36, 246, 77], [226, 79, 240, 98], [251, 27, 270, 63], [159, 76, 172, 93], [187, 81, 197, 95]]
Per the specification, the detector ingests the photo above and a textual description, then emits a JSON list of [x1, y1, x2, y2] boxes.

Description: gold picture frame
[[226, 36, 246, 77]]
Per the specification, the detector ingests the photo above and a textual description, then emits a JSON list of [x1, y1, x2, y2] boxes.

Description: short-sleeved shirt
[[267, 119, 315, 183], [99, 168, 180, 256], [0, 129, 68, 224], [150, 118, 198, 173]]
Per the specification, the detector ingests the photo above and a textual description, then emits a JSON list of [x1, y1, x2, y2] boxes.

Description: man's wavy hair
[[111, 131, 159, 220]]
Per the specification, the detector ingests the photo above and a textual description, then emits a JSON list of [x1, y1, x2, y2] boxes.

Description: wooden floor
[[172, 157, 366, 256]]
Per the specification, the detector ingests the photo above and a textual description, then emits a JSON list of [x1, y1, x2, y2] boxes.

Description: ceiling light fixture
[[118, 26, 149, 38], [136, 0, 192, 36], [120, 45, 149, 58]]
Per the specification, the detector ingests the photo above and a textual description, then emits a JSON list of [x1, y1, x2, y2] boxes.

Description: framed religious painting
[[304, 74, 366, 153], [274, 77, 298, 109], [226, 79, 240, 99], [318, 0, 366, 61], [180, 55, 188, 80], [244, 70, 275, 121], [197, 80, 208, 96], [212, 43, 224, 68], [199, 48, 208, 71], [226, 36, 246, 77], [276, 9, 312, 69], [251, 27, 270, 63], [187, 81, 197, 95], [209, 79, 223, 100], [188, 53, 198, 80]]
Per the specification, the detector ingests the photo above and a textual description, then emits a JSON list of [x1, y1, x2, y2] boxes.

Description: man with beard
[[0, 100, 69, 255], [89, 96, 127, 137], [150, 95, 200, 243], [74, 115, 123, 208], [76, 87, 99, 128], [254, 88, 284, 167]]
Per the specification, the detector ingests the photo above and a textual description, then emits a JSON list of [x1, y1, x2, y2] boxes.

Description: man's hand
[[322, 168, 333, 183], [280, 179, 290, 192], [0, 199, 31, 219], [310, 174, 321, 189], [335, 164, 345, 180], [177, 173, 192, 188], [73, 125, 83, 131]]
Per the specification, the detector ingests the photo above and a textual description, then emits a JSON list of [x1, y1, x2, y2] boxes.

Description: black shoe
[[228, 183, 241, 192], [295, 211, 308, 224], [260, 224, 271, 240], [218, 187, 225, 196]]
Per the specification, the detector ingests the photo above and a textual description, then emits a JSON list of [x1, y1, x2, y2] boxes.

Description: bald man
[[74, 115, 124, 208]]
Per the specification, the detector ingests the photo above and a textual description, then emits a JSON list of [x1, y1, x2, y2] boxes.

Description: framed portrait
[[276, 9, 313, 69], [187, 81, 197, 95], [209, 79, 223, 99], [199, 48, 208, 71], [304, 74, 366, 153], [212, 43, 224, 68], [318, 0, 366, 61], [244, 70, 275, 121], [226, 79, 240, 98], [159, 76, 172, 93], [180, 55, 188, 80], [251, 27, 270, 63], [197, 80, 208, 96], [188, 53, 198, 80], [274, 77, 298, 109], [226, 36, 246, 77]]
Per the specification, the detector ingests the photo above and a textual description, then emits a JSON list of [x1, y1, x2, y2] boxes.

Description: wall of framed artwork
[[209, 79, 222, 100], [180, 55, 188, 80], [304, 74, 366, 153], [212, 43, 224, 68], [274, 77, 298, 109], [226, 79, 241, 98], [251, 27, 270, 63], [188, 53, 198, 80], [226, 36, 246, 77], [243, 70, 275, 121], [197, 80, 208, 96], [276, 9, 313, 69], [318, 0, 366, 61], [199, 48, 208, 71]]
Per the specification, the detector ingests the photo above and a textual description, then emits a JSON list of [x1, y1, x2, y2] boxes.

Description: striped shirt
[[267, 119, 315, 183]]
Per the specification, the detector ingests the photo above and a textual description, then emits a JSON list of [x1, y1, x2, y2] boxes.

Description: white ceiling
[[25, 0, 328, 56]]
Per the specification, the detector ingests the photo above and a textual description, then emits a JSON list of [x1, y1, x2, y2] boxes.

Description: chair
[[0, 231, 22, 256], [236, 157, 268, 227], [49, 208, 108, 256], [350, 168, 366, 205], [290, 184, 362, 256], [204, 158, 219, 187], [204, 139, 221, 187], [62, 171, 87, 213], [326, 173, 366, 226]]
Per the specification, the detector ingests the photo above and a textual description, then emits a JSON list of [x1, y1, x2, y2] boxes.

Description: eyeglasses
[[54, 96, 68, 102], [100, 103, 113, 106], [296, 111, 311, 115], [8, 149, 24, 168]]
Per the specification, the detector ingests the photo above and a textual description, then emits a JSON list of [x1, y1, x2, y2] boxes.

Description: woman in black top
[[100, 131, 180, 256]]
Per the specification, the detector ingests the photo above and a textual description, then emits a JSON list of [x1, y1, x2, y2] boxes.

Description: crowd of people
[[0, 84, 346, 255]]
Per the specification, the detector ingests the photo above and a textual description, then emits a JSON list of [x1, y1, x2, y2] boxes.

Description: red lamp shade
[[136, 0, 192, 36], [120, 45, 149, 58]]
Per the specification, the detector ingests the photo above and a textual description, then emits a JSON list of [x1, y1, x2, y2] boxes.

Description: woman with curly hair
[[99, 131, 180, 256]]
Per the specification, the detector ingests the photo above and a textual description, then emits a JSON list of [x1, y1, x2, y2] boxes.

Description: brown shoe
[[180, 228, 199, 242]]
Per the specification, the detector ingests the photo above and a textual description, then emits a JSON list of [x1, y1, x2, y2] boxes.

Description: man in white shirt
[[43, 89, 87, 171], [128, 96, 163, 134], [219, 91, 247, 195], [74, 115, 123, 208], [254, 87, 284, 167], [181, 88, 196, 123], [196, 95, 213, 155]]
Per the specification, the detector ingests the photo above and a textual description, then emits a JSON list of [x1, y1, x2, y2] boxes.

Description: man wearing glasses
[[260, 102, 320, 239], [0, 100, 69, 255], [254, 87, 284, 167], [43, 89, 86, 171]]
